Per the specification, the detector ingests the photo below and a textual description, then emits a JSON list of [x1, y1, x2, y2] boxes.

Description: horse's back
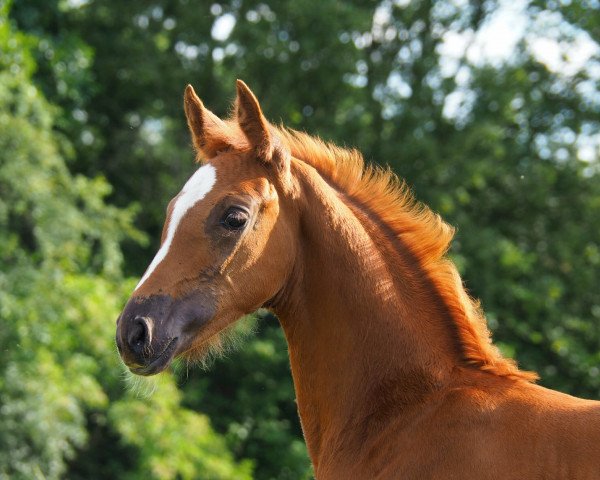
[[416, 378, 600, 479], [334, 374, 600, 480]]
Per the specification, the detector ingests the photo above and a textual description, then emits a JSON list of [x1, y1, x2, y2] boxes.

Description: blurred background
[[1, 0, 599, 478]]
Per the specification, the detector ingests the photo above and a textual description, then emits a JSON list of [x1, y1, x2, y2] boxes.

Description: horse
[[116, 80, 600, 479]]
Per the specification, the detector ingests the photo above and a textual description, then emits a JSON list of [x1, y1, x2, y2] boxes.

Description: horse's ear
[[184, 84, 231, 160], [235, 80, 290, 176], [235, 80, 272, 158]]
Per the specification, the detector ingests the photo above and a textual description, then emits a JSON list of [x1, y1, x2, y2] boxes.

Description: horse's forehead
[[170, 163, 218, 214], [192, 155, 271, 200]]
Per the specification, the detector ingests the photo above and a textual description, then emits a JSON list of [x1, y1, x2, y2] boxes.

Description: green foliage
[[0, 11, 121, 477], [110, 378, 253, 480], [3, 0, 600, 478]]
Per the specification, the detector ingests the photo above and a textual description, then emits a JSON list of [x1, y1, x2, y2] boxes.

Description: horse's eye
[[221, 207, 249, 230]]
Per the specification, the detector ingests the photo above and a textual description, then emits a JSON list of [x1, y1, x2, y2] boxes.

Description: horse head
[[116, 81, 296, 375]]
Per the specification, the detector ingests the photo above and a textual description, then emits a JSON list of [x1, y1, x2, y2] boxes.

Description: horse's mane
[[276, 128, 537, 382]]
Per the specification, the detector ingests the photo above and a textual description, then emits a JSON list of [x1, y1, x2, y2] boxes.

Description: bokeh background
[[1, 0, 599, 478]]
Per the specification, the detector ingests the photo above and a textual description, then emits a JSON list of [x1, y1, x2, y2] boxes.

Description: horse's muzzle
[[116, 293, 214, 375], [128, 334, 179, 376]]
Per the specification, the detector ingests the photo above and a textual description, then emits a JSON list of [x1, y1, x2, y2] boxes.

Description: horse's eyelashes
[[221, 207, 249, 230]]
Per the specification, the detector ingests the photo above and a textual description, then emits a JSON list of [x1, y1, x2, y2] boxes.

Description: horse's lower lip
[[130, 337, 179, 376]]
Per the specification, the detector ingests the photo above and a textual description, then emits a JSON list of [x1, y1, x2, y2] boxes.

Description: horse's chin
[[177, 322, 243, 370]]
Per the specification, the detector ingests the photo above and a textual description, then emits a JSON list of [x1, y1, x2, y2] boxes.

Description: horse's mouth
[[129, 337, 179, 376]]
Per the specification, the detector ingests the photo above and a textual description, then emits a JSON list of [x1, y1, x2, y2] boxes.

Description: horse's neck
[[274, 162, 460, 466]]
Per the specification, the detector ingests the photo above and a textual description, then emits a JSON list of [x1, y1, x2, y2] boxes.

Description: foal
[[116, 81, 600, 479]]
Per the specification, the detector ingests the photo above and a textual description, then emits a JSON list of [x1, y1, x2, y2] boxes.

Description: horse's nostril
[[127, 316, 152, 355]]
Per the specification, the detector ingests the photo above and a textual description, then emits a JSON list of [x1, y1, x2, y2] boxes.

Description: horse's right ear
[[184, 85, 231, 160]]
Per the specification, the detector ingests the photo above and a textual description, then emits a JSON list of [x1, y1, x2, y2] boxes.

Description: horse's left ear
[[235, 80, 290, 179]]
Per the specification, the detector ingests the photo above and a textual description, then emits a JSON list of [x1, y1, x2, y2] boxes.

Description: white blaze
[[135, 163, 217, 291]]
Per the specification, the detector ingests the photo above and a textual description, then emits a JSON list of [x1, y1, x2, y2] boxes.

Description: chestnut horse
[[116, 80, 600, 479]]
